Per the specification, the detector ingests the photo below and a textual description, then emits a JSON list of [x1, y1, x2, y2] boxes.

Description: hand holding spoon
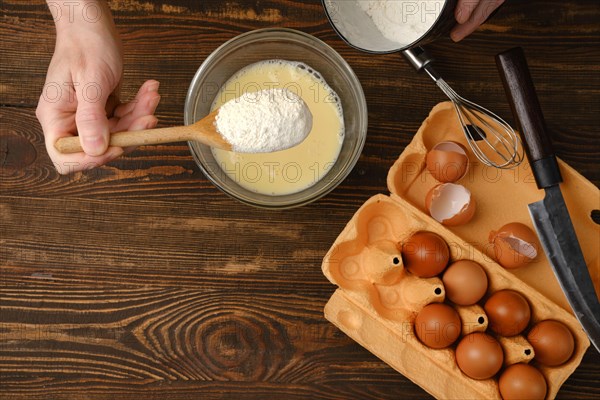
[[55, 88, 313, 154], [55, 108, 229, 153]]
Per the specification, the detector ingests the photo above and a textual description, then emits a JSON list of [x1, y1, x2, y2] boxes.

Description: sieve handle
[[403, 47, 441, 82]]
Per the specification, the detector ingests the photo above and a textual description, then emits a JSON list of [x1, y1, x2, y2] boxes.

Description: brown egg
[[489, 222, 539, 269], [401, 231, 450, 278], [442, 260, 488, 306], [499, 363, 547, 400], [527, 320, 575, 366], [425, 183, 476, 226], [414, 303, 462, 349], [484, 290, 531, 336], [426, 141, 469, 183], [455, 332, 504, 380]]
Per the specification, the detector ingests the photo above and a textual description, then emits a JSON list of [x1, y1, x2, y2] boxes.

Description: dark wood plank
[[1, 281, 599, 399], [0, 195, 352, 290]]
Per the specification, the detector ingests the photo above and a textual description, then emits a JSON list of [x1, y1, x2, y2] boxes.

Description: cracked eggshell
[[426, 141, 469, 183], [425, 183, 476, 226], [489, 222, 539, 269]]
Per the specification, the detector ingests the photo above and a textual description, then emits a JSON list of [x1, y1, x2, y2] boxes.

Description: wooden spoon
[[54, 109, 232, 154]]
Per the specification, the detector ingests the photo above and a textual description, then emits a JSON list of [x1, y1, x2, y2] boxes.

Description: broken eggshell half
[[489, 222, 539, 269], [425, 183, 476, 226], [426, 141, 469, 183]]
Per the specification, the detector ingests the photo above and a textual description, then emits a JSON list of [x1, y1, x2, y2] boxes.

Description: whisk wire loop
[[435, 79, 523, 169]]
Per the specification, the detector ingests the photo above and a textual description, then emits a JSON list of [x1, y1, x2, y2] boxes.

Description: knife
[[496, 47, 600, 352]]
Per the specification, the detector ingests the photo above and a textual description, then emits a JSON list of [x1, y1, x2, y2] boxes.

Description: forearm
[[46, 0, 117, 36]]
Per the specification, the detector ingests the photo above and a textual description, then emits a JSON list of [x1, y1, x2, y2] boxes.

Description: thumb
[[75, 78, 111, 156]]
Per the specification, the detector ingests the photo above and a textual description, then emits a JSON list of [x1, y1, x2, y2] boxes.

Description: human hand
[[36, 1, 160, 174], [451, 0, 505, 42]]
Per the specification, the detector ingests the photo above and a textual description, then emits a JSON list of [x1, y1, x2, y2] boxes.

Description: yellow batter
[[211, 60, 344, 196]]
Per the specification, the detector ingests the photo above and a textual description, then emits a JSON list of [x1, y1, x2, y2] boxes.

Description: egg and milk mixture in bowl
[[184, 28, 367, 208], [211, 60, 344, 196]]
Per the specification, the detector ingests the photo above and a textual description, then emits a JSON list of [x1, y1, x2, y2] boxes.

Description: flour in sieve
[[357, 0, 443, 47], [215, 88, 313, 153]]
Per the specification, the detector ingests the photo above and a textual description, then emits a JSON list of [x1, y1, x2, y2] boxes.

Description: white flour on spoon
[[215, 88, 313, 153]]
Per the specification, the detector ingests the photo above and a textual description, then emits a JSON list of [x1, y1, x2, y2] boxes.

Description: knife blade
[[496, 47, 600, 352]]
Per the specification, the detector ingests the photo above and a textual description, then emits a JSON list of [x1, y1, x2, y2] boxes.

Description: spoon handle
[[54, 125, 200, 154]]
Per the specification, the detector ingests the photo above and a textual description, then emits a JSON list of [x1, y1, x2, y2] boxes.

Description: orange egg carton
[[322, 102, 599, 399]]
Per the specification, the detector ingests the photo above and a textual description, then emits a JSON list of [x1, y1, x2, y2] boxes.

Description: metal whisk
[[404, 48, 524, 169]]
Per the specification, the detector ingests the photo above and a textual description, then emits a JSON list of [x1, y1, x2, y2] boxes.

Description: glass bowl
[[184, 28, 367, 209]]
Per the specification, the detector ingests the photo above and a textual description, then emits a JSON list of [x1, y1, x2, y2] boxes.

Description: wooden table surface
[[1, 1, 599, 399]]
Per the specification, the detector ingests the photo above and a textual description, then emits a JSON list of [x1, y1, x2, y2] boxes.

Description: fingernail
[[147, 81, 160, 92], [82, 135, 107, 156], [148, 95, 161, 110], [148, 116, 159, 129]]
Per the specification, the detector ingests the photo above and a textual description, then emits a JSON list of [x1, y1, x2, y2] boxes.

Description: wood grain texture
[[1, 0, 599, 399]]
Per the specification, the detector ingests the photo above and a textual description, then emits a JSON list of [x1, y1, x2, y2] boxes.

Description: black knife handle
[[496, 47, 562, 189]]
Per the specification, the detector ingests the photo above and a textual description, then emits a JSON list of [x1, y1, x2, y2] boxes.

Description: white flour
[[357, 0, 443, 46], [215, 88, 313, 153]]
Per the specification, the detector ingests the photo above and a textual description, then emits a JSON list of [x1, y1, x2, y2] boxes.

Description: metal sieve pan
[[322, 0, 457, 54]]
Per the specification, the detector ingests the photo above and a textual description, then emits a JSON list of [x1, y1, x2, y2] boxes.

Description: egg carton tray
[[321, 102, 599, 399]]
